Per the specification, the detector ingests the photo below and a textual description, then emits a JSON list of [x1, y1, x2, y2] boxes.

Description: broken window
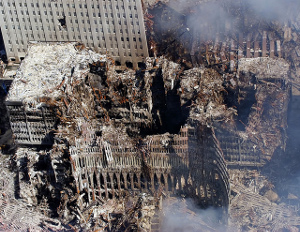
[[58, 16, 66, 29]]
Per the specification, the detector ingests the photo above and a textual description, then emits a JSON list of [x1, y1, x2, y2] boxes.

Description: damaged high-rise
[[0, 0, 148, 67]]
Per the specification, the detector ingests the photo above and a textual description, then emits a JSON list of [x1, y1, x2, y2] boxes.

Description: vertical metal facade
[[0, 0, 148, 67]]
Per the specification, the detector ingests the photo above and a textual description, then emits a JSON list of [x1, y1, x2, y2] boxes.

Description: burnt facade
[[5, 102, 56, 145], [69, 126, 230, 207]]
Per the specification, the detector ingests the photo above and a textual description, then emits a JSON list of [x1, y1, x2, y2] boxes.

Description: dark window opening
[[125, 61, 133, 68], [138, 62, 146, 70], [58, 16, 66, 28]]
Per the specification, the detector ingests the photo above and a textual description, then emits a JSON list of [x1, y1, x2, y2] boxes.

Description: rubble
[[3, 37, 293, 230], [238, 57, 290, 80], [180, 67, 236, 124], [6, 42, 106, 107], [2, 0, 300, 231], [0, 150, 63, 231], [3, 42, 232, 231], [229, 169, 300, 232], [4, 42, 106, 145], [216, 57, 290, 165]]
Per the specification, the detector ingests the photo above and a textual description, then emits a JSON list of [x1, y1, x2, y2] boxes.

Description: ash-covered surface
[[1, 43, 292, 231], [6, 42, 106, 106], [229, 169, 300, 231], [2, 0, 300, 231], [1, 43, 231, 231], [0, 151, 63, 231]]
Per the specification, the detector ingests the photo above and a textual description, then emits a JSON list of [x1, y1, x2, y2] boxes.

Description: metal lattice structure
[[217, 135, 263, 167], [69, 126, 230, 208], [5, 101, 56, 145]]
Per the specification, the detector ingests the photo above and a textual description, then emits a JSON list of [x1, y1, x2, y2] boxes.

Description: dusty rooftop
[[6, 42, 106, 106], [238, 57, 290, 80]]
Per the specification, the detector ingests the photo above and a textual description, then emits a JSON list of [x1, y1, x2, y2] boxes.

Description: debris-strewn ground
[[1, 46, 291, 231], [229, 169, 300, 232], [2, 0, 300, 231], [0, 151, 63, 231], [6, 42, 106, 106]]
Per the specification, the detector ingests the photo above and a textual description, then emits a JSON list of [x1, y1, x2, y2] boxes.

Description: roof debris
[[2, 0, 300, 231], [6, 42, 106, 107]]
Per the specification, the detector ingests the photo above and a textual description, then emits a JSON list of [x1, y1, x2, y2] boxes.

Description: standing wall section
[[69, 126, 230, 209], [5, 101, 56, 145], [0, 0, 148, 68]]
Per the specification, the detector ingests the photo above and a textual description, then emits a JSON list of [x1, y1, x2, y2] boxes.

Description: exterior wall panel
[[0, 0, 148, 67]]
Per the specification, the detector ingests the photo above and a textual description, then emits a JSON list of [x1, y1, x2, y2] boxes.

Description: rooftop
[[6, 42, 106, 106]]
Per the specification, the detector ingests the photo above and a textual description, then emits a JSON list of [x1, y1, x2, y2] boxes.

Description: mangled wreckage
[[0, 0, 300, 230], [2, 42, 233, 230], [1, 38, 291, 230]]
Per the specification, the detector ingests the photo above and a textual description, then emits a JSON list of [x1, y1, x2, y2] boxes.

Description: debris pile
[[229, 169, 300, 232], [181, 67, 236, 124], [6, 42, 106, 106], [216, 57, 290, 165], [0, 151, 62, 231], [3, 42, 232, 231], [62, 192, 159, 231], [145, 0, 291, 165], [1, 0, 299, 229], [238, 58, 289, 160], [5, 42, 106, 145]]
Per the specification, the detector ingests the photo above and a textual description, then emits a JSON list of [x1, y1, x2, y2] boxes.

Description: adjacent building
[[0, 0, 148, 67]]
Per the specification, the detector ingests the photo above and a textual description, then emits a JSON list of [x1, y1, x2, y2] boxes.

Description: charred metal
[[0, 0, 300, 231]]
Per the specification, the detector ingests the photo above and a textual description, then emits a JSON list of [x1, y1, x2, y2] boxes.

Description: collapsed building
[[3, 42, 231, 230], [1, 0, 300, 231], [3, 39, 292, 230], [217, 57, 290, 167]]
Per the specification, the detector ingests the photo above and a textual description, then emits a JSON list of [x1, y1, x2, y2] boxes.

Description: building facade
[[0, 0, 148, 67]]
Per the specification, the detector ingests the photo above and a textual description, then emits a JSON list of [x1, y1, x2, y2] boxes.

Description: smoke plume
[[161, 198, 227, 232]]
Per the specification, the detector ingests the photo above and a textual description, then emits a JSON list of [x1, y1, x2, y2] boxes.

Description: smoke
[[163, 0, 300, 41], [166, 0, 300, 20], [246, 0, 300, 22], [185, 1, 236, 40], [160, 198, 227, 232]]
